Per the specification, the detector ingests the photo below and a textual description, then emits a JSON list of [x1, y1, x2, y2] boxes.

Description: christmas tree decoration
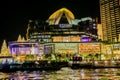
[[17, 34, 22, 42], [0, 39, 10, 56]]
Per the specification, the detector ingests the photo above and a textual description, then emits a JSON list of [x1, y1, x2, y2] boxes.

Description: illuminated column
[[31, 45, 35, 54], [118, 34, 120, 42], [114, 37, 117, 42], [97, 24, 103, 41]]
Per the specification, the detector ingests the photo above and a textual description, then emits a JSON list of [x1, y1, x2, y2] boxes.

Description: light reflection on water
[[1, 67, 120, 80]]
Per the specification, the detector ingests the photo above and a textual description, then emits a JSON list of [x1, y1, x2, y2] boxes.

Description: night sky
[[0, 0, 100, 47]]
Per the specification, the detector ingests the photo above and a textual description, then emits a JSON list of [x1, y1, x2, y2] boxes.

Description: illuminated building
[[8, 42, 39, 61], [25, 8, 99, 55], [7, 8, 107, 62], [100, 0, 120, 41], [27, 8, 98, 43], [9, 42, 39, 55]]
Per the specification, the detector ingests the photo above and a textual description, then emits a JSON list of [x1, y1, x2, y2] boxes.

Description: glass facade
[[9, 42, 39, 55]]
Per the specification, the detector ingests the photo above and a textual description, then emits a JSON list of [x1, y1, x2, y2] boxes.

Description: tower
[[99, 0, 120, 42]]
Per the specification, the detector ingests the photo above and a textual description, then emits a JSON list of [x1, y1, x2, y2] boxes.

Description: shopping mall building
[[8, 8, 120, 62]]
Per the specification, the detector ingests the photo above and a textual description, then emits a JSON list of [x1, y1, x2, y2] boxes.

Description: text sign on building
[[59, 24, 72, 28], [79, 43, 100, 54]]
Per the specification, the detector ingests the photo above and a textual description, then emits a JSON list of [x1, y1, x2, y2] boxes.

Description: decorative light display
[[0, 40, 10, 56], [48, 8, 75, 25], [81, 37, 92, 42], [52, 36, 80, 42], [9, 42, 39, 55], [55, 43, 78, 54], [79, 43, 100, 54], [17, 34, 26, 42], [17, 34, 22, 42]]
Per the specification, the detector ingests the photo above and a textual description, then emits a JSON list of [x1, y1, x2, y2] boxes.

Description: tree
[[82, 54, 88, 61], [95, 53, 100, 60], [22, 37, 26, 42], [0, 39, 10, 56], [88, 54, 94, 61], [17, 34, 22, 42], [17, 34, 26, 42]]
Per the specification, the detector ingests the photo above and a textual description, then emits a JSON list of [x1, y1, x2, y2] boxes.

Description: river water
[[0, 67, 120, 80]]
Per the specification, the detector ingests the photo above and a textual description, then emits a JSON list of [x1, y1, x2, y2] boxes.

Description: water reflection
[[1, 67, 120, 80]]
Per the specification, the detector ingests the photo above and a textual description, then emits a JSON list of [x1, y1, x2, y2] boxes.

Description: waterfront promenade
[[1, 60, 120, 72], [69, 60, 120, 68]]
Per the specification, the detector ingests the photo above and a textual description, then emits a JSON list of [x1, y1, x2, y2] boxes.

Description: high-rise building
[[100, 0, 120, 42]]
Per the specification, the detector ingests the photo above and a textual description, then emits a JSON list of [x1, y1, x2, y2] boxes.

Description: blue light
[[81, 37, 92, 42]]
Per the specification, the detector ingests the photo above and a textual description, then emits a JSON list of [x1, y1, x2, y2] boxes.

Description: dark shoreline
[[0, 61, 68, 72], [1, 61, 120, 72]]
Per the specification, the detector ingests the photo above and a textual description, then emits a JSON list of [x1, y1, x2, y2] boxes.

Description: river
[[0, 67, 120, 80]]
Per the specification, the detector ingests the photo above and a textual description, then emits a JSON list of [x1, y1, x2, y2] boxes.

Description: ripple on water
[[1, 68, 120, 79], [0, 72, 9, 79]]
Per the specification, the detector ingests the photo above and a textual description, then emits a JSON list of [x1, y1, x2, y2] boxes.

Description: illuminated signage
[[59, 24, 72, 28], [81, 37, 92, 42]]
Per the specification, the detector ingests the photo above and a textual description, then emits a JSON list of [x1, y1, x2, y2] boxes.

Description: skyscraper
[[100, 0, 120, 42]]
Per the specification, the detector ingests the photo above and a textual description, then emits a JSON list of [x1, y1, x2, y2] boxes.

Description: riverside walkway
[[69, 60, 120, 68], [1, 60, 120, 72]]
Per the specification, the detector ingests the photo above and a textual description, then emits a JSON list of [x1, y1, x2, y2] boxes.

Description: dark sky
[[0, 0, 100, 46]]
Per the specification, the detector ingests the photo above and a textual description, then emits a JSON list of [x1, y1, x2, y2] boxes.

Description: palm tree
[[82, 54, 88, 61], [95, 53, 99, 60], [44, 54, 51, 60], [88, 54, 93, 60]]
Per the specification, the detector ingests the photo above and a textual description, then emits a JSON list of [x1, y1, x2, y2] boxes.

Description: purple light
[[81, 37, 92, 42], [9, 42, 39, 54]]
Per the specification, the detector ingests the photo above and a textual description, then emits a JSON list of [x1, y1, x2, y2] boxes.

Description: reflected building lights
[[1, 68, 120, 79]]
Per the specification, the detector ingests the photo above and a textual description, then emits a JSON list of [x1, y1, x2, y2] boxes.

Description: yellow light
[[48, 8, 75, 25], [49, 8, 75, 20]]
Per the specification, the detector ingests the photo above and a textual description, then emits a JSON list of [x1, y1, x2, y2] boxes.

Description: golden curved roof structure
[[47, 8, 75, 25]]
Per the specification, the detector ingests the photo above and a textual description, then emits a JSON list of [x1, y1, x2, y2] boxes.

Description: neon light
[[81, 37, 92, 42]]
